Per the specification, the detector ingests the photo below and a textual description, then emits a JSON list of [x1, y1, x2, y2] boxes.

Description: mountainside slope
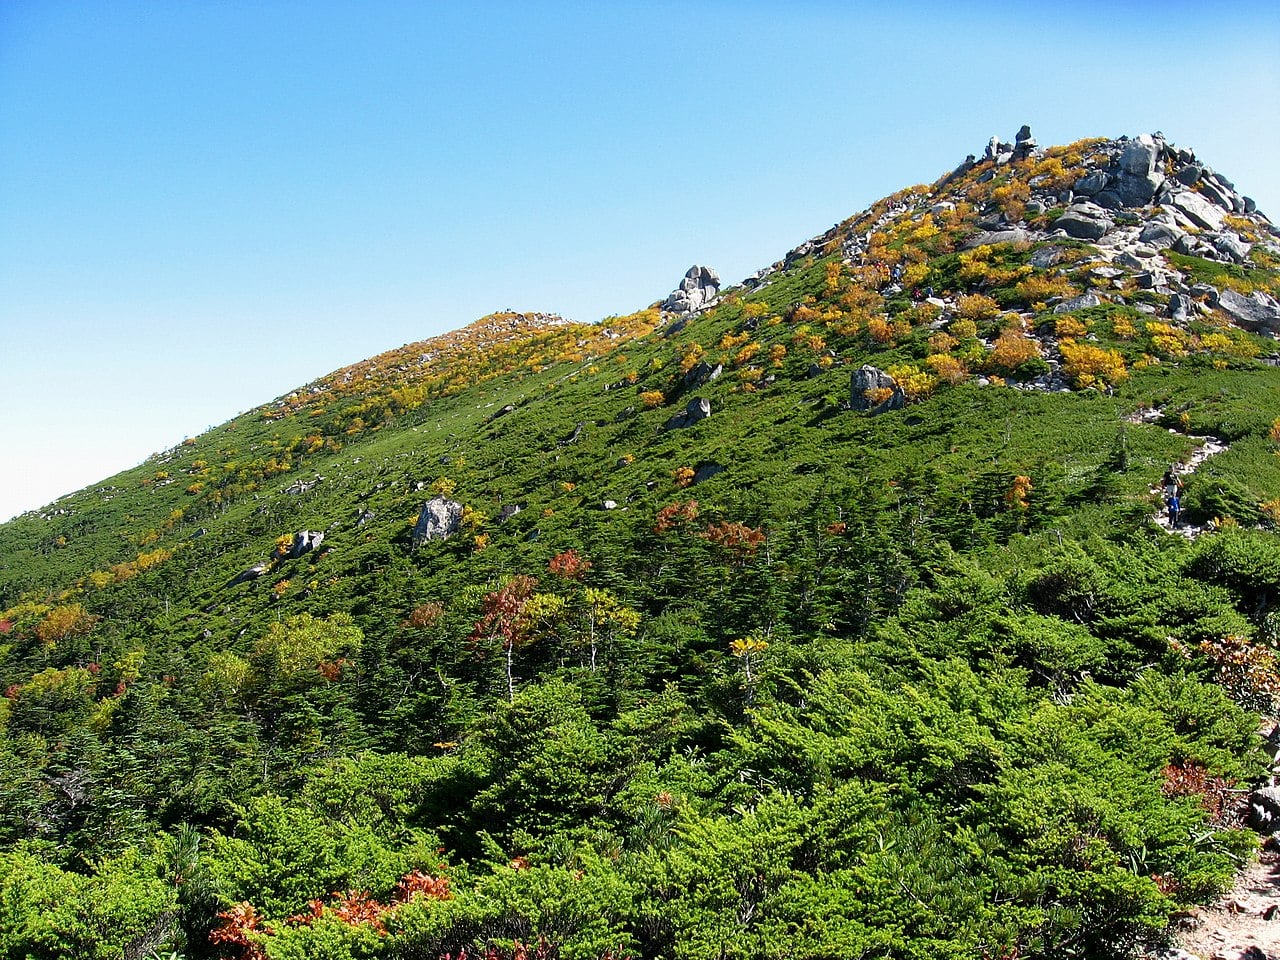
[[3, 129, 1280, 960]]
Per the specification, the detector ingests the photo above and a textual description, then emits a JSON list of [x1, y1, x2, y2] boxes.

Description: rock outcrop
[[662, 265, 720, 315], [412, 496, 464, 547], [664, 397, 712, 431], [849, 366, 905, 414]]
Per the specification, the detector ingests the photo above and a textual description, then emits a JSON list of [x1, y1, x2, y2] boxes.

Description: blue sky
[[2, 0, 1278, 521]]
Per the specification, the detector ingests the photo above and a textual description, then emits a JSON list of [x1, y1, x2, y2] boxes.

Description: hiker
[[1161, 466, 1184, 527]]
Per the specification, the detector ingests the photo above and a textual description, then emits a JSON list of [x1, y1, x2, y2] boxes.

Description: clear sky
[[2, 0, 1278, 522]]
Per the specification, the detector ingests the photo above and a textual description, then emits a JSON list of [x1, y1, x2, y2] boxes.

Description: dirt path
[[1162, 846, 1280, 959], [1142, 423, 1230, 539]]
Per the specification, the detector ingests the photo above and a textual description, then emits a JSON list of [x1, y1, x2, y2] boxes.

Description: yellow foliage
[[732, 342, 761, 367], [719, 331, 750, 350], [1013, 273, 1075, 304], [640, 390, 665, 408], [988, 330, 1042, 372], [925, 354, 967, 384], [1055, 316, 1088, 339], [928, 332, 957, 355], [885, 363, 938, 401], [1060, 341, 1129, 390], [956, 294, 1001, 321], [1111, 315, 1137, 339], [678, 343, 704, 373], [742, 302, 770, 318], [949, 318, 979, 339], [768, 344, 787, 367], [672, 466, 695, 488]]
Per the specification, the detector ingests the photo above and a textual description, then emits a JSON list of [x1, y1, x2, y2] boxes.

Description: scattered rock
[[962, 227, 1036, 249], [1139, 221, 1186, 250], [412, 496, 464, 547], [849, 365, 905, 414], [1167, 294, 1197, 323], [602, 500, 618, 510], [356, 509, 376, 527], [1054, 292, 1103, 314], [683, 361, 723, 389], [1249, 785, 1280, 834], [664, 397, 713, 431], [1056, 204, 1113, 239], [1120, 134, 1160, 176], [1028, 245, 1066, 268], [497, 504, 522, 523], [1073, 170, 1110, 196], [1211, 233, 1251, 263], [227, 562, 268, 588]]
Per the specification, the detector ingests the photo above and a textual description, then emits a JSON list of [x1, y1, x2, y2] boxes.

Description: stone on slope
[[1120, 135, 1159, 176], [1054, 292, 1103, 314], [1055, 206, 1113, 240], [849, 365, 905, 414], [288, 530, 324, 559], [412, 496, 464, 547], [664, 397, 712, 431], [1170, 190, 1226, 230], [1138, 221, 1186, 250], [1216, 289, 1280, 333]]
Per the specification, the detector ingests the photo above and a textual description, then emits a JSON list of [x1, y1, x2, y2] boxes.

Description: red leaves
[[214, 870, 453, 955], [702, 521, 765, 560], [653, 500, 698, 534], [1160, 761, 1240, 826], [548, 549, 590, 580], [210, 902, 270, 960], [471, 575, 539, 649], [397, 868, 453, 901]]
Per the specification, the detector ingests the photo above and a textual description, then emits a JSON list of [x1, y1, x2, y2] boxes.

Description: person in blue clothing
[[1162, 465, 1183, 527]]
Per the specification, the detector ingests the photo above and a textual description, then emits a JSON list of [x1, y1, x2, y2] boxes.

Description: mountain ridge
[[2, 128, 1280, 960]]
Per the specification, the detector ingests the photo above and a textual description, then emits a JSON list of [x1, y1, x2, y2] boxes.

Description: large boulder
[[1169, 190, 1226, 230], [1055, 206, 1112, 240], [288, 530, 324, 559], [1119, 135, 1159, 176], [662, 265, 720, 315], [1166, 293, 1196, 323], [1211, 232, 1250, 263], [682, 360, 723, 389], [1249, 784, 1280, 834], [1138, 220, 1185, 250], [1114, 170, 1163, 207], [1072, 170, 1110, 196], [412, 496, 464, 547], [1216, 289, 1280, 333], [227, 562, 268, 588], [664, 397, 712, 431], [849, 365, 905, 414]]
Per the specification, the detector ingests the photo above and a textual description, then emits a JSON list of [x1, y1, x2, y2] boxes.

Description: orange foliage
[[654, 500, 699, 534], [702, 521, 766, 560], [548, 549, 591, 580]]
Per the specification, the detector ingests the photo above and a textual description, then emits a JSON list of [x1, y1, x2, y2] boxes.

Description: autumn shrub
[[1059, 341, 1128, 390], [987, 329, 1043, 375], [956, 293, 1001, 322]]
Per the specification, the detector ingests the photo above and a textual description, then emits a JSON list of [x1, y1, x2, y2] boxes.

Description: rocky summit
[[2, 128, 1280, 960]]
